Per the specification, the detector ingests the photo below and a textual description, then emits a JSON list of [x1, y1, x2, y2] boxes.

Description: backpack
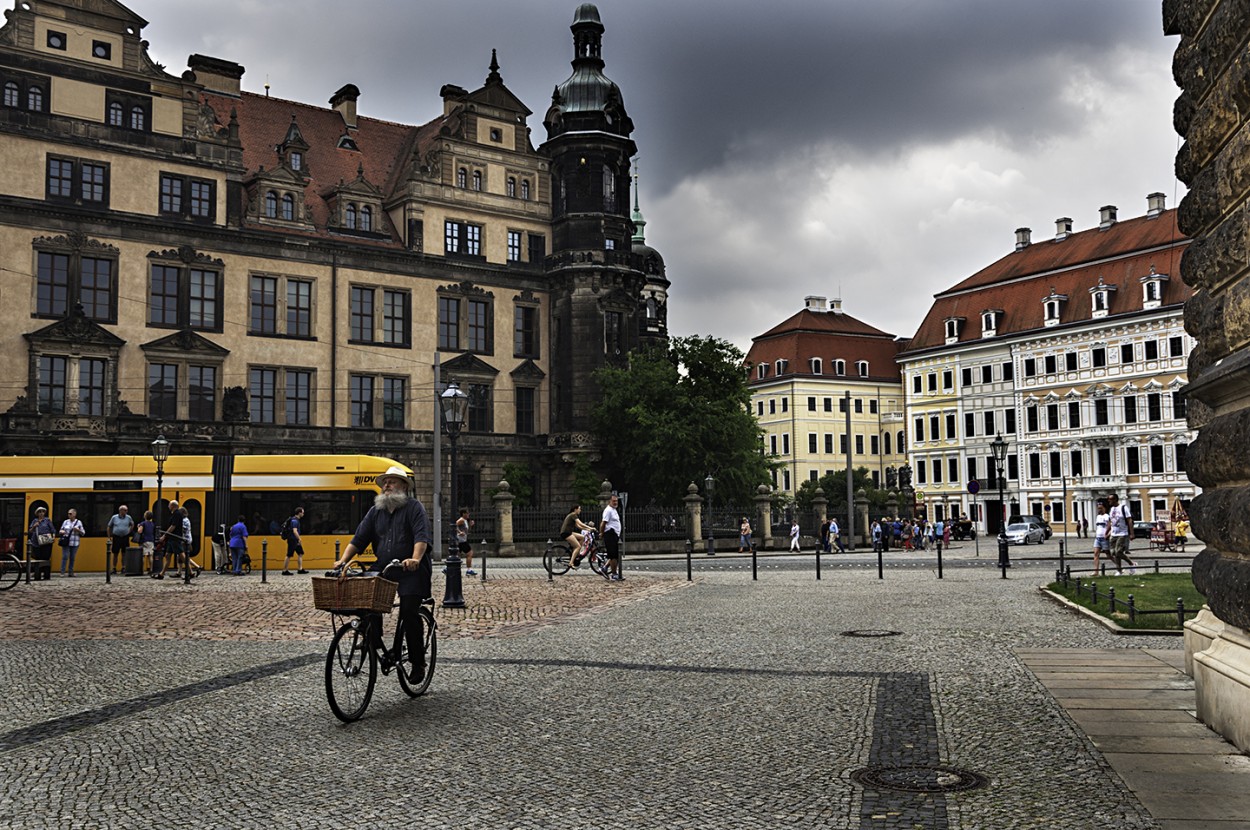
[[280, 517, 293, 541]]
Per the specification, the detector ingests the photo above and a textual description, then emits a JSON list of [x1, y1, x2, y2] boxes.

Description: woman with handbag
[[58, 508, 84, 577], [27, 506, 54, 581]]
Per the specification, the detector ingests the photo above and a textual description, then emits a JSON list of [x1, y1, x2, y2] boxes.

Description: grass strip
[[1047, 572, 1205, 630]]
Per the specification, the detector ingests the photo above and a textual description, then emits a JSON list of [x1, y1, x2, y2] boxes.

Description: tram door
[[184, 499, 203, 559], [0, 496, 24, 555]]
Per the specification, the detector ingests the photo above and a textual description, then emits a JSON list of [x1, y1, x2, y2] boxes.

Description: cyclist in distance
[[561, 504, 595, 567], [331, 466, 432, 683]]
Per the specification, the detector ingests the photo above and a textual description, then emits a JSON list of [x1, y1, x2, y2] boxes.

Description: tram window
[[237, 490, 368, 537], [52, 491, 145, 537]]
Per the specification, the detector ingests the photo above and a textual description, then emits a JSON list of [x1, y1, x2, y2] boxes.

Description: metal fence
[[513, 505, 688, 542]]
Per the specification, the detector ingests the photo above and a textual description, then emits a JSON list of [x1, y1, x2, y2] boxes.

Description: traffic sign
[[967, 480, 980, 495]]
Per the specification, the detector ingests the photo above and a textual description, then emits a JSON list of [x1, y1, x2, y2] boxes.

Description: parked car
[[1133, 521, 1154, 539], [1005, 522, 1046, 545], [1008, 514, 1052, 540]]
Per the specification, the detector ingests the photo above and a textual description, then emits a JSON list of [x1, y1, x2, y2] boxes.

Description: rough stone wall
[[1166, 0, 1250, 629]]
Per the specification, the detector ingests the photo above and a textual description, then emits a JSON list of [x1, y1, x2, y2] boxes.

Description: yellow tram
[[0, 454, 410, 573]]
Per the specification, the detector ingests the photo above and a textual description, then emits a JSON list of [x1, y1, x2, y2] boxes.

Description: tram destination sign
[[93, 480, 143, 491]]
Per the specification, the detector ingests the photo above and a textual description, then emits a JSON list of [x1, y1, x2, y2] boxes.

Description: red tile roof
[[203, 91, 442, 247], [747, 308, 904, 383], [903, 209, 1190, 354]]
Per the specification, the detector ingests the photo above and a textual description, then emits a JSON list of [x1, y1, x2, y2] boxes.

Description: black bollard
[[816, 546, 821, 581], [751, 542, 757, 581], [547, 539, 553, 584], [480, 538, 487, 582], [1058, 539, 1065, 577], [877, 543, 884, 580], [442, 548, 465, 608], [261, 539, 268, 583], [998, 535, 1009, 579], [937, 539, 943, 579], [685, 538, 692, 582]]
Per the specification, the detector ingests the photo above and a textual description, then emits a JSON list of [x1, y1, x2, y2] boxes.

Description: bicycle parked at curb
[[0, 549, 23, 590], [316, 560, 437, 723], [544, 529, 609, 579]]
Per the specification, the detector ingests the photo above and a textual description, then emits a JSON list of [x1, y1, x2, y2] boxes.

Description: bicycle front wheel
[[544, 544, 571, 576], [396, 606, 437, 698], [589, 551, 610, 579], [0, 553, 22, 590], [325, 620, 377, 722]]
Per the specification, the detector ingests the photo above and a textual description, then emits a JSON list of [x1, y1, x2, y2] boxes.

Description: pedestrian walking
[[106, 504, 135, 575], [871, 520, 882, 553], [281, 507, 308, 575], [819, 517, 831, 554], [27, 506, 54, 581], [789, 519, 801, 552], [738, 517, 752, 553], [135, 511, 156, 574], [57, 508, 84, 576], [830, 517, 845, 552], [228, 514, 248, 575], [456, 508, 476, 576], [1106, 494, 1137, 574], [1091, 500, 1110, 575]]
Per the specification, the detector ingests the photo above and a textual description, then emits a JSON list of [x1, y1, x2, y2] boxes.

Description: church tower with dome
[[541, 4, 654, 448]]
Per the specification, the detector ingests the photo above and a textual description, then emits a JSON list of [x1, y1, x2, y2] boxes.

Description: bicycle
[[544, 529, 609, 579], [318, 560, 437, 723], [0, 550, 23, 590]]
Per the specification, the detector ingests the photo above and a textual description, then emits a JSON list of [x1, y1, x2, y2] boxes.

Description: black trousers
[[368, 594, 424, 663], [604, 528, 620, 560]]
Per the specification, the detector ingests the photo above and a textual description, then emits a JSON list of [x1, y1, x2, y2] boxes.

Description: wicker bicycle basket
[[311, 575, 398, 613]]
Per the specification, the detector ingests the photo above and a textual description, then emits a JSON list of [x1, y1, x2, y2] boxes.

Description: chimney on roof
[[330, 84, 360, 128], [804, 296, 827, 312], [1054, 217, 1073, 241], [440, 84, 468, 116], [1147, 192, 1167, 217], [186, 54, 245, 98], [829, 298, 844, 314], [1099, 205, 1118, 230], [1015, 227, 1032, 250]]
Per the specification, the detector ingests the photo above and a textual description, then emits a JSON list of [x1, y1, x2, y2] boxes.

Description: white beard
[[375, 491, 410, 513]]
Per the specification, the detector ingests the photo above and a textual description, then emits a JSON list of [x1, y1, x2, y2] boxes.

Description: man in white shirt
[[600, 494, 623, 581], [1106, 493, 1137, 574]]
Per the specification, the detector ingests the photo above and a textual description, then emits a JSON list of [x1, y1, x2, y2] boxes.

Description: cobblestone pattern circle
[[839, 629, 903, 637]]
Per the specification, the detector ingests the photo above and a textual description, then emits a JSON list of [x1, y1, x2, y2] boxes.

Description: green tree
[[795, 467, 890, 514], [592, 335, 774, 504], [493, 462, 536, 508], [570, 455, 603, 506]]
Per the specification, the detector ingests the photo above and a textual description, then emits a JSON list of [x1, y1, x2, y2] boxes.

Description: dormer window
[[1042, 290, 1068, 327], [774, 359, 788, 376], [337, 135, 359, 151], [757, 364, 769, 380], [281, 193, 295, 221], [1089, 276, 1116, 319], [981, 309, 1002, 338], [834, 359, 846, 376], [360, 206, 372, 232], [290, 152, 303, 172], [856, 360, 869, 377], [810, 358, 822, 375], [264, 191, 277, 218], [944, 317, 965, 344], [1140, 267, 1168, 309], [345, 204, 357, 229]]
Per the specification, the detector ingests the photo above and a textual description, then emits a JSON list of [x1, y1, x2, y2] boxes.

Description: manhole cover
[[851, 765, 989, 793], [839, 629, 902, 638]]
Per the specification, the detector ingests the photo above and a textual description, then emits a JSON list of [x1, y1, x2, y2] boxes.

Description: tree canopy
[[795, 467, 892, 515], [592, 335, 774, 505]]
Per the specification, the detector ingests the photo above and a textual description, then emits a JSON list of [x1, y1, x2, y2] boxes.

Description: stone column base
[[1184, 606, 1224, 678], [1193, 622, 1250, 753]]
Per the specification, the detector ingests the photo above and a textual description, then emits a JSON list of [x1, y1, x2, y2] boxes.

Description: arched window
[[130, 106, 144, 130], [472, 170, 482, 191], [4, 81, 20, 107], [507, 177, 516, 198], [456, 167, 467, 188], [857, 360, 869, 377], [809, 358, 822, 375], [264, 191, 278, 218], [28, 86, 44, 111], [281, 193, 295, 221], [834, 359, 846, 376], [884, 431, 892, 456], [108, 102, 123, 126], [897, 431, 906, 454], [345, 204, 356, 229], [602, 165, 616, 211], [360, 206, 372, 232], [520, 179, 531, 200]]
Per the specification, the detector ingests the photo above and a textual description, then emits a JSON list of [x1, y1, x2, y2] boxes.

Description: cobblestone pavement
[[0, 564, 1185, 828]]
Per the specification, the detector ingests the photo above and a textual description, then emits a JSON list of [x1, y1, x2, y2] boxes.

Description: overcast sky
[[145, 0, 1182, 352]]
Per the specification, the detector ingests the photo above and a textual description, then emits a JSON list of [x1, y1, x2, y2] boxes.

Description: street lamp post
[[151, 434, 169, 581], [991, 432, 1010, 578], [704, 473, 715, 556], [440, 381, 469, 609]]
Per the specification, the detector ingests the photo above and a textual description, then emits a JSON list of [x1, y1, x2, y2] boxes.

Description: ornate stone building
[[1166, 0, 1250, 753], [898, 199, 1196, 535], [0, 0, 665, 506]]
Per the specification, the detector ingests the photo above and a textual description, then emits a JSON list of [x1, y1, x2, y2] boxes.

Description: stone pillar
[[811, 488, 828, 524], [598, 479, 613, 509], [886, 491, 899, 520], [754, 485, 773, 549], [1167, 0, 1250, 752], [493, 479, 515, 556], [855, 488, 870, 546], [683, 482, 703, 543]]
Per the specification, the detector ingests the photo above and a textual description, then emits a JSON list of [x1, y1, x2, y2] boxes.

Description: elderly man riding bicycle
[[332, 466, 432, 684]]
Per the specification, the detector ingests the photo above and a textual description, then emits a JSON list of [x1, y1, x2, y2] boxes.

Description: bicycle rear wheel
[[0, 553, 21, 590], [589, 550, 610, 579], [544, 544, 571, 576], [396, 606, 437, 698], [325, 620, 377, 722]]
